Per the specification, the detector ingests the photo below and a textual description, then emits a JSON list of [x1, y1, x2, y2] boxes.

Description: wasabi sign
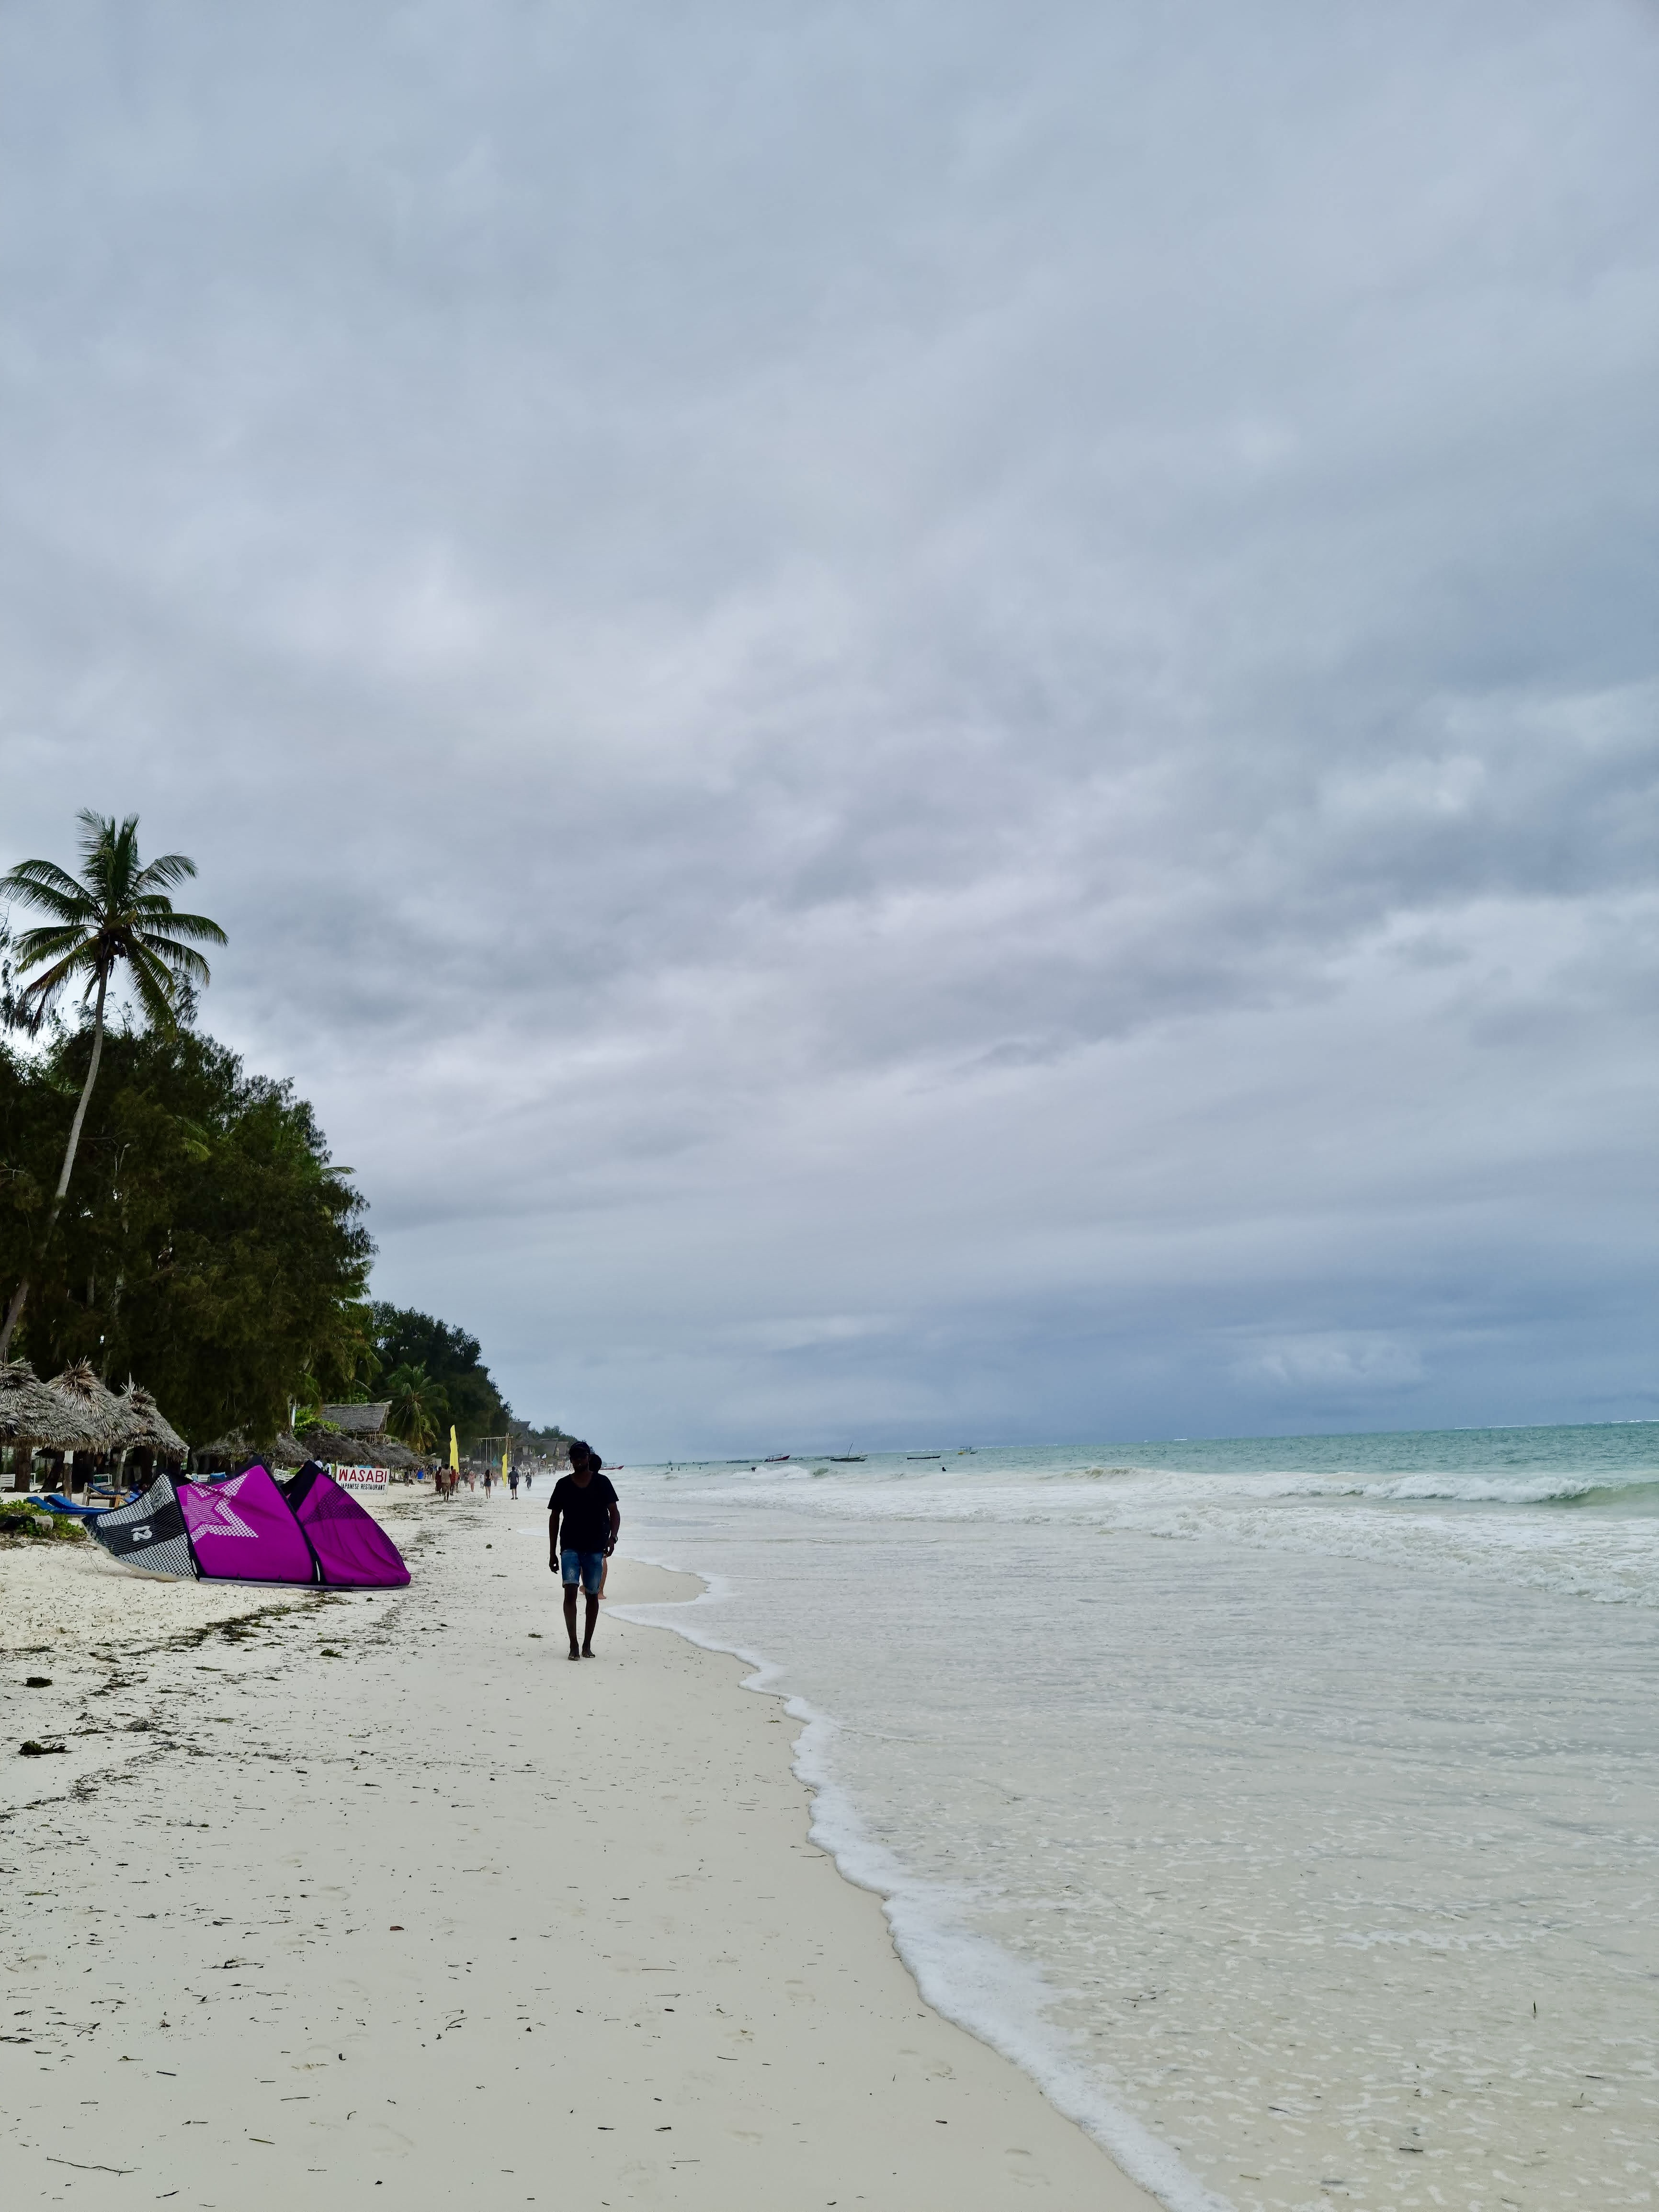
[[331, 1464, 389, 1492]]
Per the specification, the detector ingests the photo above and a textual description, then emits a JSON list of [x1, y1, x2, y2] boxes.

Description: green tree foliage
[[0, 1022, 372, 1446], [371, 1303, 509, 1451], [0, 811, 227, 1356], [384, 1361, 446, 1452]]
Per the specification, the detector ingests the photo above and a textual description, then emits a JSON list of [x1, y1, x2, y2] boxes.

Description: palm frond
[[135, 936, 215, 986], [75, 808, 128, 856], [74, 812, 128, 883], [16, 947, 101, 1007], [124, 943, 181, 1031], [132, 907, 228, 947], [12, 923, 97, 966], [133, 851, 199, 893], [0, 860, 94, 916], [133, 923, 218, 961]]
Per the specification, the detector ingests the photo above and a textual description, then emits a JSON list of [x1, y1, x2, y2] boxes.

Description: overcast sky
[[2, 1, 1655, 1456]]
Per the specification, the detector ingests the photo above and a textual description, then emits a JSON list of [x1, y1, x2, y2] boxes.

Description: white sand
[[1, 1532, 322, 1653], [2, 1494, 1158, 2208]]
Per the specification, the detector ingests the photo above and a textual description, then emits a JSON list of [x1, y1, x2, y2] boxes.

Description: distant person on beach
[[548, 1440, 620, 1661], [508, 1467, 519, 1499]]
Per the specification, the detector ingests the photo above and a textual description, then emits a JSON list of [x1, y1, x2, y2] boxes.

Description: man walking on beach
[[548, 1441, 620, 1660]]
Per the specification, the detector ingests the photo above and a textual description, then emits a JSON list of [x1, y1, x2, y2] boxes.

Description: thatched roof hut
[[194, 1430, 321, 1471], [295, 1427, 423, 1471], [319, 1402, 393, 1437], [203, 1428, 425, 1473], [0, 1360, 102, 1450], [116, 1380, 188, 1459], [368, 1436, 424, 1471], [49, 1361, 133, 1453], [193, 1411, 429, 1477]]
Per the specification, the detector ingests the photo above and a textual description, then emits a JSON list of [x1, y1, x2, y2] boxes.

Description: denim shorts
[[561, 1549, 605, 1594]]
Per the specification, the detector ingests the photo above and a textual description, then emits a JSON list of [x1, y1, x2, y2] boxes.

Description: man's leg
[[563, 1579, 580, 1657], [581, 1591, 600, 1655]]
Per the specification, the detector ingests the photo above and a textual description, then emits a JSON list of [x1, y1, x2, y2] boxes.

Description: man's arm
[[606, 1497, 621, 1554], [547, 1502, 562, 1569]]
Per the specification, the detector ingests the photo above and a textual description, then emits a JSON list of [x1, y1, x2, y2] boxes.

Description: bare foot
[[567, 1646, 580, 1661]]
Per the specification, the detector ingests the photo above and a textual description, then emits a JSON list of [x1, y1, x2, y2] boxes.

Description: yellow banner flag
[[501, 1440, 510, 1480], [449, 1425, 459, 1472]]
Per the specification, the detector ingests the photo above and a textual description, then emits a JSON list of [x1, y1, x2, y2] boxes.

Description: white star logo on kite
[[189, 1474, 260, 1539]]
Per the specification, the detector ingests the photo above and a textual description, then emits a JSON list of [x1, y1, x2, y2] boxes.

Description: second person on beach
[[548, 1440, 620, 1660]]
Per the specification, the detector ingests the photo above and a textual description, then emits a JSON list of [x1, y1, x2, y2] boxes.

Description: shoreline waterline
[[613, 1551, 1234, 2212], [622, 1423, 1659, 2211]]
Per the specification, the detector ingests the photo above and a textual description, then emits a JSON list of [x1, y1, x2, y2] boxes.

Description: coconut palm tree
[[0, 811, 227, 1357], [385, 1363, 446, 1454]]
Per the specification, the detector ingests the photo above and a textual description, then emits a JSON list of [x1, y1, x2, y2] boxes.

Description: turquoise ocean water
[[591, 1425, 1659, 2211]]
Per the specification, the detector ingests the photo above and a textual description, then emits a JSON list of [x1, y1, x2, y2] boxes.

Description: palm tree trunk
[[0, 969, 109, 1360]]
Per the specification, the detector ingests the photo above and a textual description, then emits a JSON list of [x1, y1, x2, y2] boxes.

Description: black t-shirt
[[550, 1472, 618, 1552]]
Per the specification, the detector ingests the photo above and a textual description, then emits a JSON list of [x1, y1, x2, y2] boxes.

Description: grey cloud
[[2, 1, 1656, 1448]]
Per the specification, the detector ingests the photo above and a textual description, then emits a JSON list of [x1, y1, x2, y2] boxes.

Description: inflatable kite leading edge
[[91, 1461, 410, 1588]]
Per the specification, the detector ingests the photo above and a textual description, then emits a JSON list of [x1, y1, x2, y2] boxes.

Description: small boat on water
[[763, 1453, 790, 1463], [828, 1454, 865, 1462], [905, 1452, 946, 1460]]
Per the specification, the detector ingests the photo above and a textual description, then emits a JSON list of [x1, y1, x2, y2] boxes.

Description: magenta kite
[[91, 1462, 410, 1587]]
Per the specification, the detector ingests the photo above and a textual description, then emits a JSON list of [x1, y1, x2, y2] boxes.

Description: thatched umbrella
[[1, 1359, 103, 1492], [114, 1380, 189, 1491], [192, 1427, 249, 1471], [115, 1380, 188, 1459], [49, 1361, 132, 1454], [1, 1360, 96, 1447], [192, 1429, 297, 1475]]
